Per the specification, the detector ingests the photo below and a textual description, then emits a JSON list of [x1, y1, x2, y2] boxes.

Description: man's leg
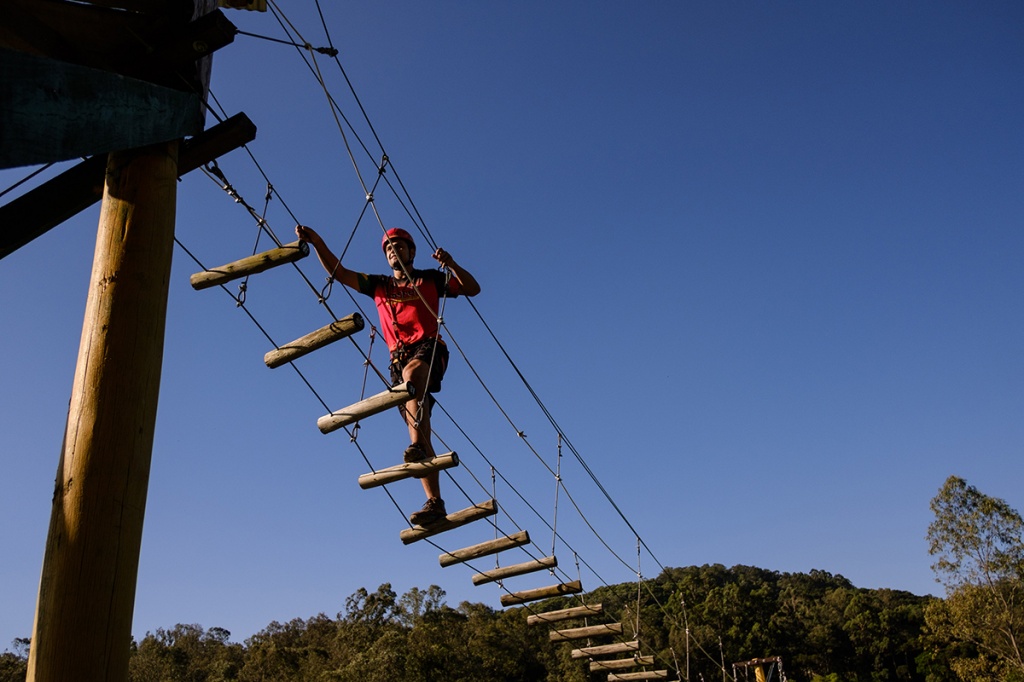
[[402, 358, 442, 500]]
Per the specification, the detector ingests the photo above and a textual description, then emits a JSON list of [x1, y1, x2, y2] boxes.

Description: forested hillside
[[0, 564, 947, 682]]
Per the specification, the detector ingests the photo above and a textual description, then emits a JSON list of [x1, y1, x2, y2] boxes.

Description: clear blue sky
[[2, 1, 1022, 653]]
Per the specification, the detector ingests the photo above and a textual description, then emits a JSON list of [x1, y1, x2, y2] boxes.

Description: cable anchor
[[319, 275, 335, 303], [204, 160, 227, 185]]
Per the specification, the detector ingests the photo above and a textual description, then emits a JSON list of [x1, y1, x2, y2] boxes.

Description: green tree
[[128, 624, 244, 682], [926, 475, 1024, 681], [396, 585, 447, 627], [0, 638, 29, 682]]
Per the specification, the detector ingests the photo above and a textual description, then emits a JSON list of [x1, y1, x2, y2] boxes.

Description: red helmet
[[381, 228, 415, 252]]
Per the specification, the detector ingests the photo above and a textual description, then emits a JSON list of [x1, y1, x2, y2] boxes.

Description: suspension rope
[[635, 537, 643, 638], [0, 162, 55, 199], [552, 434, 562, 560], [235, 28, 338, 56]]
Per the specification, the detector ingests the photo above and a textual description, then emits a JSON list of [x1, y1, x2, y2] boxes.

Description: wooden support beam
[[500, 579, 583, 607], [607, 671, 670, 681], [1, 2, 236, 169], [439, 530, 529, 568], [126, 9, 236, 89], [0, 112, 256, 261], [175, 112, 257, 177], [399, 499, 498, 545], [264, 313, 364, 368], [472, 555, 556, 586], [527, 603, 603, 626], [590, 656, 656, 672], [571, 640, 639, 660], [27, 141, 178, 681], [549, 622, 623, 642], [189, 239, 309, 289], [358, 452, 459, 490], [734, 656, 782, 667], [317, 382, 414, 434]]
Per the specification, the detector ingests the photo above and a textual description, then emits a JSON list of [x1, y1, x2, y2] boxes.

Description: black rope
[[236, 28, 338, 56]]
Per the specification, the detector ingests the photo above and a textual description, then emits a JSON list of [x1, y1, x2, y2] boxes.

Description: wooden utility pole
[[27, 140, 179, 681], [2, 2, 255, 677]]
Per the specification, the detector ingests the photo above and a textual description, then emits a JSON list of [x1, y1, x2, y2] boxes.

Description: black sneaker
[[404, 443, 428, 463], [409, 497, 447, 526]]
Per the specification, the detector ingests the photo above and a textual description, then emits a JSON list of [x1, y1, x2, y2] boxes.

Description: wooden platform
[[358, 452, 458, 489], [399, 499, 498, 545], [607, 671, 670, 681], [472, 555, 556, 586], [264, 313, 364, 368], [500, 579, 582, 607], [526, 603, 603, 626], [590, 656, 656, 672], [571, 640, 639, 660], [318, 382, 413, 434], [549, 622, 622, 642], [439, 530, 530, 568], [190, 239, 309, 290]]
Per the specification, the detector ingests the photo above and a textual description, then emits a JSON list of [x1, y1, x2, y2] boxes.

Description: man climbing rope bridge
[[295, 225, 481, 525]]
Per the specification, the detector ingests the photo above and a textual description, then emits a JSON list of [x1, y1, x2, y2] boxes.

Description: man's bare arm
[[432, 247, 481, 296], [295, 225, 360, 290]]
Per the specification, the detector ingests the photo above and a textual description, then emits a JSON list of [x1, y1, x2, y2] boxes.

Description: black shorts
[[389, 338, 450, 396]]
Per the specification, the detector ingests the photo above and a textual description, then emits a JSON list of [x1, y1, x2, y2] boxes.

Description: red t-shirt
[[357, 269, 462, 351]]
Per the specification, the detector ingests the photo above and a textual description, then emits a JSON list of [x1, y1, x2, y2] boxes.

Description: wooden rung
[[264, 313, 364, 368], [439, 530, 530, 568], [190, 240, 309, 290], [608, 671, 669, 681], [500, 579, 582, 607], [472, 555, 556, 586], [399, 499, 498, 545], [571, 640, 639, 660], [550, 622, 623, 642], [527, 603, 603, 626], [317, 382, 414, 434], [358, 452, 459, 489], [590, 656, 656, 672]]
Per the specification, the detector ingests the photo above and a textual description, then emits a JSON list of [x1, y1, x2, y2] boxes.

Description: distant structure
[[733, 656, 786, 682]]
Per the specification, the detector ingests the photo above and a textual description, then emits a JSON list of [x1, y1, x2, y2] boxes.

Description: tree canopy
[[925, 476, 1024, 681], [9, 476, 1024, 682]]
